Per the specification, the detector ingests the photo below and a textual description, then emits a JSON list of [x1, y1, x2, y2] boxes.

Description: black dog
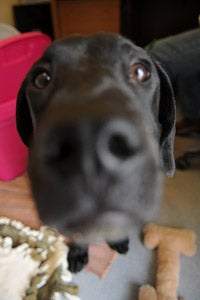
[[16, 33, 175, 268]]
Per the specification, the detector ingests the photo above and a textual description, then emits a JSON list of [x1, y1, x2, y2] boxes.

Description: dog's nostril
[[97, 119, 140, 171], [45, 143, 73, 163], [43, 134, 79, 164], [109, 133, 136, 159]]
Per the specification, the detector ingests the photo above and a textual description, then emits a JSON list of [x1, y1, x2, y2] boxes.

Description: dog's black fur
[[16, 33, 175, 268]]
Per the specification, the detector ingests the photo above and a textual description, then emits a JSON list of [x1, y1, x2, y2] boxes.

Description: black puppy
[[16, 33, 175, 270]]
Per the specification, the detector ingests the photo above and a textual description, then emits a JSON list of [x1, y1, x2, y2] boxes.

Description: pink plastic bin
[[0, 32, 51, 181]]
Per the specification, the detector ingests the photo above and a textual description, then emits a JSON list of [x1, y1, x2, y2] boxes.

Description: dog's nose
[[39, 117, 140, 175], [96, 118, 140, 172]]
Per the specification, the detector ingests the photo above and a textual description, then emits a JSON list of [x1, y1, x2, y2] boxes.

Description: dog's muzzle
[[30, 100, 143, 244]]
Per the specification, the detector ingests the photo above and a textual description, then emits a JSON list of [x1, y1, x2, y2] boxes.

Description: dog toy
[[0, 217, 80, 300], [139, 223, 197, 300]]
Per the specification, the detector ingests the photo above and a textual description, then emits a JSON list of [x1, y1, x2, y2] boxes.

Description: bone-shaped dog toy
[[139, 223, 196, 300]]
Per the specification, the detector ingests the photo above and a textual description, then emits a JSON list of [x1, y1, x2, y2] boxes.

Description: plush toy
[[0, 217, 80, 300], [139, 223, 197, 300]]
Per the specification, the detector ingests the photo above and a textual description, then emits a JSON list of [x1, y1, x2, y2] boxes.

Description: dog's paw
[[68, 244, 89, 273], [108, 238, 129, 254]]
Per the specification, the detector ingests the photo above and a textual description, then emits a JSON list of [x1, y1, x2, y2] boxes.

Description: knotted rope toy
[[0, 217, 80, 300], [139, 223, 197, 300]]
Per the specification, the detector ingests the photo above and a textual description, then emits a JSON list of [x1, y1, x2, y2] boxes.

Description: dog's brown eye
[[34, 72, 51, 89], [129, 63, 150, 82]]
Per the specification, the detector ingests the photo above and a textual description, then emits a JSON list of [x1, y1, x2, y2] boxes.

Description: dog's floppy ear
[[16, 78, 34, 147], [154, 61, 176, 177]]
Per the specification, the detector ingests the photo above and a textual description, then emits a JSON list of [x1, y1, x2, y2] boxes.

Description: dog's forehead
[[43, 33, 149, 65]]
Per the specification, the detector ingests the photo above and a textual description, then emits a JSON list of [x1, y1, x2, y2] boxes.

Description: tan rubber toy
[[139, 223, 197, 300]]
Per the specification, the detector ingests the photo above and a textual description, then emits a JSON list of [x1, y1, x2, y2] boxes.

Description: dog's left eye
[[129, 63, 151, 82], [34, 71, 51, 89]]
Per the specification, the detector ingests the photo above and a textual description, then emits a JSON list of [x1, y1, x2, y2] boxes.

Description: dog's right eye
[[129, 62, 151, 82], [34, 71, 51, 89]]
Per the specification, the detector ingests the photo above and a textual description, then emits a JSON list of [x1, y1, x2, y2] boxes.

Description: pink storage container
[[0, 32, 51, 181]]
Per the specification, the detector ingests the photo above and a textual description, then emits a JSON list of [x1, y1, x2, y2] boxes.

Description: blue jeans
[[148, 28, 200, 120]]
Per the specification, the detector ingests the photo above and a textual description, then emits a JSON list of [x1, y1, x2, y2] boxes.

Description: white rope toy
[[0, 217, 80, 300]]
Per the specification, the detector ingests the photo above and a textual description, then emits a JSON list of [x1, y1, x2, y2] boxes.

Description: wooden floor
[[0, 173, 41, 229]]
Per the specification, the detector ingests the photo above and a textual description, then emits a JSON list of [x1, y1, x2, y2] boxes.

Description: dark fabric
[[149, 28, 200, 120]]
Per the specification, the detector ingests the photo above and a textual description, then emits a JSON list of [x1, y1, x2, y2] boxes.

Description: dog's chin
[[47, 211, 132, 246]]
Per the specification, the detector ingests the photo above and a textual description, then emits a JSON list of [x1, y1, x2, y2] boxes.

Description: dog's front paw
[[108, 238, 129, 254], [68, 244, 89, 273]]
